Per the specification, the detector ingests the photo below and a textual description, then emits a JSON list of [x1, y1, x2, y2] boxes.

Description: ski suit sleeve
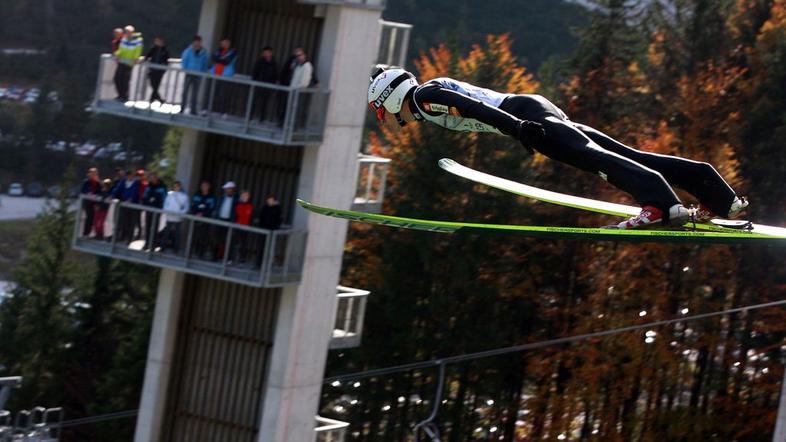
[[413, 83, 521, 138]]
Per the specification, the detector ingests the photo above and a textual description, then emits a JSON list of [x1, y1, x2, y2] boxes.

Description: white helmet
[[368, 67, 418, 126]]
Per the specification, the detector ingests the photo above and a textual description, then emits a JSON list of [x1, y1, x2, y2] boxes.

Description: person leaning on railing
[[113, 170, 141, 243], [255, 195, 282, 267], [93, 179, 113, 241], [80, 167, 100, 237], [210, 37, 238, 117], [251, 46, 278, 122], [190, 180, 216, 259], [214, 181, 238, 260], [114, 25, 143, 102], [161, 181, 189, 254], [142, 173, 167, 250], [180, 35, 208, 115], [232, 190, 254, 264], [145, 36, 171, 104]]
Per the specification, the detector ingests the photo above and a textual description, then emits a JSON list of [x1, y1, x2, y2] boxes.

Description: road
[[0, 196, 52, 220]]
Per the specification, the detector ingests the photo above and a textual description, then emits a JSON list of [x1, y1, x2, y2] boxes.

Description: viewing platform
[[72, 196, 307, 288], [352, 153, 390, 213], [92, 54, 329, 145], [330, 286, 370, 350], [315, 416, 349, 441]]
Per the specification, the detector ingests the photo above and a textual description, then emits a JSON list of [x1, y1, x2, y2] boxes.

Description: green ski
[[297, 199, 786, 244]]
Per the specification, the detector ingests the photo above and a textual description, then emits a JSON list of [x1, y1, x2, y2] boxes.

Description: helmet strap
[[394, 112, 407, 127]]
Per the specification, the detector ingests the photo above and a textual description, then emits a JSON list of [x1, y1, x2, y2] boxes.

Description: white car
[[7, 183, 23, 196]]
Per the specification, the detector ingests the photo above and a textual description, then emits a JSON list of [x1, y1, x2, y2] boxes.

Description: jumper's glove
[[517, 120, 545, 154]]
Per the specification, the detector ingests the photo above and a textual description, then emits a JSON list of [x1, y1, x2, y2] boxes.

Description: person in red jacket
[[233, 190, 254, 263]]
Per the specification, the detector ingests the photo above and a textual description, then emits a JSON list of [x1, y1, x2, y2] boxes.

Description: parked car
[[7, 183, 23, 196], [113, 151, 127, 161], [47, 185, 61, 198], [26, 182, 44, 197], [106, 142, 123, 153], [93, 147, 110, 159]]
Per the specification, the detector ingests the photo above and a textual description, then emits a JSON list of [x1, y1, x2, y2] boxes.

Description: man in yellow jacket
[[114, 25, 144, 102]]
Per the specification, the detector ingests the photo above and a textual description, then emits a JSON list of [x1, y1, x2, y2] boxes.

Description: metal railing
[[72, 195, 307, 288], [377, 20, 413, 68], [298, 0, 385, 8], [315, 416, 349, 442], [0, 407, 62, 442], [330, 286, 370, 350], [93, 54, 330, 145], [352, 153, 390, 213]]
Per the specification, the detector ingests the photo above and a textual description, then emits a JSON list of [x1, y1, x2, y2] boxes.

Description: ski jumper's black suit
[[408, 78, 737, 217]]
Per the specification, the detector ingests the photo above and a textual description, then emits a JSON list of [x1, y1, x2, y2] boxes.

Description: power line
[[50, 410, 138, 429], [323, 297, 786, 385]]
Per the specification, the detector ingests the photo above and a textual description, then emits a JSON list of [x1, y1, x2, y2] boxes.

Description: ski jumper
[[409, 77, 737, 217]]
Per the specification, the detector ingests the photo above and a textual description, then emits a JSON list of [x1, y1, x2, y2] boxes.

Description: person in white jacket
[[289, 49, 314, 129], [162, 181, 190, 253], [289, 50, 313, 89]]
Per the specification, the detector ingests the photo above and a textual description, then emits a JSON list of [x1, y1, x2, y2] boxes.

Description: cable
[[47, 410, 138, 429], [324, 297, 786, 385], [18, 299, 786, 431]]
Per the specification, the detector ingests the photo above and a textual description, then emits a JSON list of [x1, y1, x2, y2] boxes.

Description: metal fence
[[93, 54, 330, 145], [0, 407, 62, 442], [352, 154, 390, 213], [315, 416, 349, 442], [330, 286, 370, 350], [72, 195, 307, 287], [298, 0, 385, 8]]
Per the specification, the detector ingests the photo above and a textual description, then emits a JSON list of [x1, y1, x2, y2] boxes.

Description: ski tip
[[438, 158, 457, 169], [296, 198, 309, 207]]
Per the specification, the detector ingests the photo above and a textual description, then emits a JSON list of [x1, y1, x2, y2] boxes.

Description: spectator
[[180, 35, 208, 115], [214, 181, 238, 260], [113, 169, 141, 242], [190, 180, 216, 259], [279, 47, 302, 87], [290, 49, 314, 128], [162, 181, 189, 253], [278, 47, 314, 124], [114, 25, 144, 102], [256, 195, 282, 267], [142, 173, 167, 250], [135, 169, 148, 239], [210, 37, 238, 116], [232, 189, 254, 263], [252, 46, 278, 121], [111, 28, 123, 53], [112, 167, 126, 190], [216, 181, 238, 222], [93, 179, 113, 240], [80, 167, 100, 236], [211, 37, 237, 77], [145, 36, 171, 104], [259, 195, 282, 230], [290, 49, 313, 90]]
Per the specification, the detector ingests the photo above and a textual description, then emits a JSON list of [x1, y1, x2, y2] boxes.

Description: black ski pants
[[499, 95, 736, 216]]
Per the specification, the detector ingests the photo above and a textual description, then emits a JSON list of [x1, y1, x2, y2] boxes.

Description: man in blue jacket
[[190, 180, 217, 259], [180, 35, 208, 115], [113, 169, 141, 243], [210, 37, 238, 116], [142, 173, 167, 249]]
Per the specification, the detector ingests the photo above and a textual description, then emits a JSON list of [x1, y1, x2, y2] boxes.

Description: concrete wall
[[257, 5, 382, 442], [132, 1, 383, 441], [133, 137, 202, 442]]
